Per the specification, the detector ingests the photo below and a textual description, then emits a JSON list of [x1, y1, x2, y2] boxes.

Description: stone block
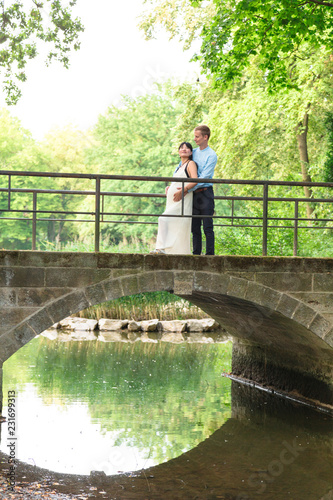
[[154, 271, 174, 292], [14, 323, 36, 346], [255, 272, 312, 292], [44, 290, 90, 324], [120, 274, 139, 297], [84, 282, 107, 307], [0, 333, 22, 362], [0, 289, 16, 307], [186, 319, 219, 332], [141, 319, 159, 332], [313, 273, 333, 292], [223, 255, 261, 272], [292, 302, 317, 328], [64, 318, 98, 331], [137, 272, 157, 293], [323, 327, 333, 347], [0, 267, 44, 287], [18, 251, 99, 268], [27, 309, 54, 335], [174, 271, 193, 296], [159, 320, 186, 333], [103, 279, 123, 301], [308, 314, 332, 339], [276, 294, 299, 318], [128, 320, 141, 332], [245, 282, 282, 310], [302, 258, 333, 273], [98, 319, 128, 331], [194, 272, 230, 295], [227, 276, 248, 299], [97, 253, 143, 270], [45, 268, 110, 288], [0, 251, 20, 268]]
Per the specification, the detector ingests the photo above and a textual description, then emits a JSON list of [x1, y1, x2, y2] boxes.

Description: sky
[[0, 0, 200, 140]]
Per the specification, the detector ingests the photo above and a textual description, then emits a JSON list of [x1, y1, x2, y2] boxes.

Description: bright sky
[[0, 0, 200, 140]]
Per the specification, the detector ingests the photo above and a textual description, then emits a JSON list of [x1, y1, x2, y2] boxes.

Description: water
[[0, 334, 332, 499], [1, 335, 232, 475]]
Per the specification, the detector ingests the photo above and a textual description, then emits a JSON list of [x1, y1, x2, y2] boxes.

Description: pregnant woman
[[151, 142, 198, 254]]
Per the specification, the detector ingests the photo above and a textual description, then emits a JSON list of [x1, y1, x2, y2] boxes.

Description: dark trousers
[[192, 187, 215, 255]]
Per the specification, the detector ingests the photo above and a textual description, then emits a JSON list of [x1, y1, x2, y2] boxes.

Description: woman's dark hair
[[179, 142, 193, 161]]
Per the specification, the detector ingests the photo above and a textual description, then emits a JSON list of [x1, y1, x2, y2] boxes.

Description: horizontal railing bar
[[1, 169, 333, 188], [1, 209, 332, 223], [1, 187, 332, 205]]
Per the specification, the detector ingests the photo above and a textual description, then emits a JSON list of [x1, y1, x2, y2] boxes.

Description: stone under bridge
[[0, 251, 332, 405]]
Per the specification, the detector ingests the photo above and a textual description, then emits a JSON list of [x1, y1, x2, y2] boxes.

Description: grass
[[77, 292, 210, 321]]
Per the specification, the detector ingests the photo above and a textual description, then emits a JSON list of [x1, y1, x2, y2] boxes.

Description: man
[[174, 125, 217, 255]]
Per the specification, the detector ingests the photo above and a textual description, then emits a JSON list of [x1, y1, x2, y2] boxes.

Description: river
[[0, 332, 332, 499]]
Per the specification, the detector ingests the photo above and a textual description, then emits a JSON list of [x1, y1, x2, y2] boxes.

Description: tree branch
[[299, 0, 333, 7]]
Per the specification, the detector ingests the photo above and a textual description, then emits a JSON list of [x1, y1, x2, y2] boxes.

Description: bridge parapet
[[0, 251, 332, 404]]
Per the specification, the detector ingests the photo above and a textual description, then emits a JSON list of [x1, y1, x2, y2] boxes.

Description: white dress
[[155, 163, 193, 254]]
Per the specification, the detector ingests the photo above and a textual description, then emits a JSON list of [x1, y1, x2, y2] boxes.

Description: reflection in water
[[1, 335, 232, 474], [1, 335, 332, 499]]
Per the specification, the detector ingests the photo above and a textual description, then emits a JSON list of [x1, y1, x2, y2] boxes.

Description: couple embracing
[[152, 125, 217, 256]]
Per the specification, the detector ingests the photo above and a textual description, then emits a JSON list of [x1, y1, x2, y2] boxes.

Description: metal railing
[[0, 170, 332, 256]]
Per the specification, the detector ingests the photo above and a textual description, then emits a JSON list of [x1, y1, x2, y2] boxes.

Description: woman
[[151, 142, 198, 254]]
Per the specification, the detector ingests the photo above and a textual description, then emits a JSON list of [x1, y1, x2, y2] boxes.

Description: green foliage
[[138, 0, 215, 50], [194, 0, 333, 92], [0, 0, 84, 104], [323, 112, 333, 182]]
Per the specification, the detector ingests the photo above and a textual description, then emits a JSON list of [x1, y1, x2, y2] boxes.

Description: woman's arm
[[173, 160, 198, 201], [184, 160, 198, 194]]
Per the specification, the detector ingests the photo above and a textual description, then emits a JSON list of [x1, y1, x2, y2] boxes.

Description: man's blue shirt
[[192, 146, 217, 189]]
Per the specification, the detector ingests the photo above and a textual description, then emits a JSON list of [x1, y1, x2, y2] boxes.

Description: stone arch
[[2, 268, 332, 356], [1, 268, 333, 403]]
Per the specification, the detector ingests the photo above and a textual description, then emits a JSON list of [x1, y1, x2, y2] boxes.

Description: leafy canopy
[[194, 0, 333, 91], [0, 0, 84, 104]]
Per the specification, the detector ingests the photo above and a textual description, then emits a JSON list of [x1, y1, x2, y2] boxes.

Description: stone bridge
[[0, 251, 332, 405]]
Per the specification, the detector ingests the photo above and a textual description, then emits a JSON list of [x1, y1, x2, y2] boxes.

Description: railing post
[[8, 174, 11, 210], [32, 191, 37, 250], [262, 183, 268, 256], [293, 200, 299, 257], [95, 176, 101, 252]]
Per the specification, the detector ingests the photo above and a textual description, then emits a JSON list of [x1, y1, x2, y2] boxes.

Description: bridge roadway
[[0, 251, 332, 406]]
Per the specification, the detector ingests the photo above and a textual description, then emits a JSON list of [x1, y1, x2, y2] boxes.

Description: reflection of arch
[[1, 254, 333, 404], [0, 382, 332, 498]]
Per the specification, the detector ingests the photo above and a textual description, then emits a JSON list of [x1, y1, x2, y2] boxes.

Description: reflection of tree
[[4, 338, 232, 462]]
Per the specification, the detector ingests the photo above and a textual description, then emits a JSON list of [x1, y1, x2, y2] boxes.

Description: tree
[[83, 88, 183, 247], [138, 0, 215, 49], [194, 0, 333, 92], [0, 0, 84, 104]]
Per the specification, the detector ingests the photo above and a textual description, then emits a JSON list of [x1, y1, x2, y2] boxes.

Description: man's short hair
[[195, 125, 211, 140]]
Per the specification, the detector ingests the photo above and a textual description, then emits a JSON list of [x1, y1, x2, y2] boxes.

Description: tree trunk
[[296, 107, 314, 220]]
